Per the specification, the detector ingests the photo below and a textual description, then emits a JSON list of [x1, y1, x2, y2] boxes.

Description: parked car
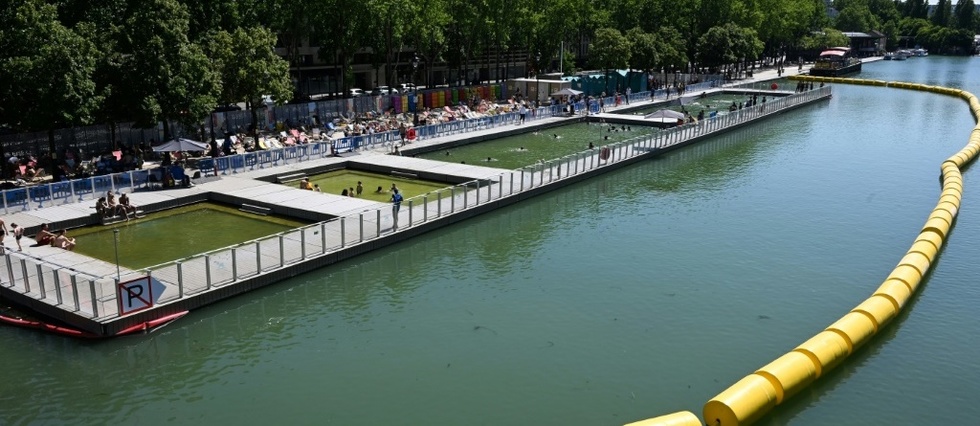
[[348, 88, 366, 98], [397, 83, 417, 93]]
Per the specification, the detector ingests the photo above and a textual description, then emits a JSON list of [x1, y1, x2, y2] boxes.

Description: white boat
[[912, 48, 928, 57], [895, 50, 910, 60]]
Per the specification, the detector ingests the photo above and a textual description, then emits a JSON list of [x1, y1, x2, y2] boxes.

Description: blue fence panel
[[131, 170, 150, 189], [72, 178, 94, 201], [93, 175, 114, 195], [50, 181, 73, 205], [243, 152, 258, 169], [256, 151, 272, 167], [198, 158, 216, 176], [4, 188, 28, 212], [112, 172, 134, 191], [229, 155, 245, 172], [29, 185, 52, 207]]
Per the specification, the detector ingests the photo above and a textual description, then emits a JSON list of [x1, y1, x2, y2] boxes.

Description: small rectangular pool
[[302, 169, 449, 202], [71, 203, 310, 269]]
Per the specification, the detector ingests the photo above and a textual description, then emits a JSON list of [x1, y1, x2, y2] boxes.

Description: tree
[[835, 4, 880, 32], [696, 23, 763, 73], [626, 28, 660, 73], [953, 0, 978, 30], [931, 0, 952, 27], [904, 0, 929, 19], [118, 0, 220, 141], [799, 28, 850, 50], [589, 28, 630, 93], [207, 27, 292, 142], [0, 0, 100, 157]]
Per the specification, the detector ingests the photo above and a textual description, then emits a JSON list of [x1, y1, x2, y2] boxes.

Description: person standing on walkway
[[10, 223, 23, 251], [625, 87, 631, 104], [391, 188, 403, 229]]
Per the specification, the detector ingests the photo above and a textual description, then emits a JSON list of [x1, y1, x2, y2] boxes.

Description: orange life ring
[[599, 146, 610, 160]]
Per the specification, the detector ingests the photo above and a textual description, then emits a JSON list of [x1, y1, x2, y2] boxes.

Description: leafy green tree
[[655, 26, 689, 71], [953, 0, 977, 30], [835, 4, 880, 32], [626, 28, 660, 73], [118, 0, 220, 141], [903, 0, 929, 19], [0, 0, 100, 156], [931, 0, 952, 27], [589, 28, 630, 92], [799, 28, 850, 50], [207, 27, 292, 141]]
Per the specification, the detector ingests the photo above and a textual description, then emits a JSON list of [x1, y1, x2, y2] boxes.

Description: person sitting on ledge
[[119, 193, 138, 219], [95, 197, 112, 219], [35, 223, 56, 246], [52, 229, 76, 251]]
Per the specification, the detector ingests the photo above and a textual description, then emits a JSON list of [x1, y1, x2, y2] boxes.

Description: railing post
[[278, 235, 285, 267], [205, 254, 212, 289], [475, 180, 480, 205], [463, 185, 468, 208], [52, 270, 63, 305], [70, 275, 80, 311], [324, 222, 330, 251], [19, 258, 29, 293], [359, 213, 364, 242], [177, 261, 184, 298], [256, 241, 262, 273], [408, 199, 414, 226], [300, 229, 307, 260], [423, 195, 428, 222], [232, 248, 238, 282], [499, 174, 504, 198], [377, 209, 382, 235], [36, 264, 46, 299], [89, 279, 99, 317], [437, 191, 442, 217], [520, 170, 525, 190]]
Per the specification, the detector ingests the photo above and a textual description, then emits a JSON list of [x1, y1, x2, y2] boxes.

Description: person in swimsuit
[[35, 223, 55, 246], [52, 229, 76, 251], [10, 223, 23, 251]]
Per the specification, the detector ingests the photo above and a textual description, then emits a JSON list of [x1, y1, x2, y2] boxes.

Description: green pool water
[[305, 169, 449, 202], [71, 203, 309, 269], [416, 122, 657, 169], [621, 91, 784, 117]]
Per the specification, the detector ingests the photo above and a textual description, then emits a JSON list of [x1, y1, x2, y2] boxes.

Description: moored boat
[[809, 47, 862, 77]]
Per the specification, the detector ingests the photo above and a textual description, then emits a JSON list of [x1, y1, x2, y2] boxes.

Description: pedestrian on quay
[[391, 188, 403, 230]]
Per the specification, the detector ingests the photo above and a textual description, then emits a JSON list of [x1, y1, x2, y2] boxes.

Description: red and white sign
[[117, 277, 154, 315]]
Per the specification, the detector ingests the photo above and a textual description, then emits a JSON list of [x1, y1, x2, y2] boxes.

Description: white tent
[[551, 88, 583, 97], [153, 138, 208, 152], [643, 109, 685, 120]]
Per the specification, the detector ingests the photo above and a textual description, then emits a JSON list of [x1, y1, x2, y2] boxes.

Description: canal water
[[2, 57, 979, 425]]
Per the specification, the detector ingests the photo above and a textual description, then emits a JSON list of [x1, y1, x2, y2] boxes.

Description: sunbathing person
[[52, 230, 76, 251]]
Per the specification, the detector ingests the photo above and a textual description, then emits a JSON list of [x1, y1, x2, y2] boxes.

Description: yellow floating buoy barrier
[[826, 311, 878, 350], [625, 411, 701, 426], [852, 295, 899, 328], [703, 374, 778, 426], [873, 279, 913, 309], [755, 351, 818, 404]]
